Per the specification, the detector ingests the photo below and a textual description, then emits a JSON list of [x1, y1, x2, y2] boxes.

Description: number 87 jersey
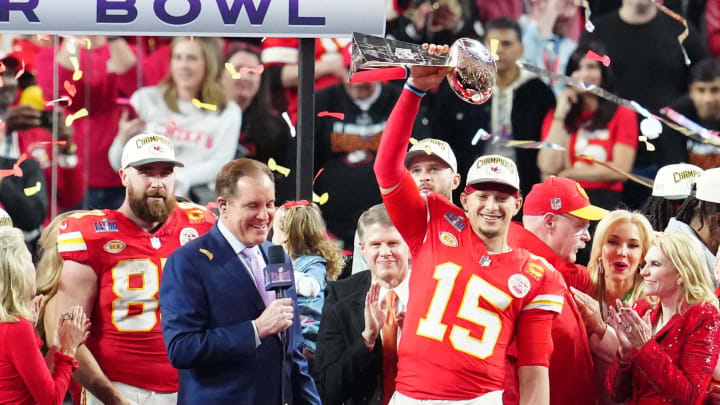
[[389, 196, 566, 401], [57, 204, 215, 393]]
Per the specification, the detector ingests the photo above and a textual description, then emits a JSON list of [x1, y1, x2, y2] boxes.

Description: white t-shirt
[[109, 86, 241, 196]]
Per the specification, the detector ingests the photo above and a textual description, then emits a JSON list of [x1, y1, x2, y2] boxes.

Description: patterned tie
[[241, 246, 274, 306], [382, 290, 399, 405]]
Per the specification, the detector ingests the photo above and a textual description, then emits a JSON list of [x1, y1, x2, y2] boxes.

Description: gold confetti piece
[[313, 192, 329, 205], [409, 138, 418, 145], [651, 0, 690, 65], [490, 39, 499, 61], [267, 158, 291, 177], [191, 98, 217, 111], [23, 181, 42, 196], [639, 136, 656, 152], [69, 56, 83, 81], [505, 140, 534, 147], [423, 145, 433, 155], [225, 62, 243, 79], [199, 248, 214, 261], [575, 0, 595, 31], [65, 108, 88, 127]]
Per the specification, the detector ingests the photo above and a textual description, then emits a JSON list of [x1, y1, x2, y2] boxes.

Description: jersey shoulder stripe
[[57, 231, 87, 253]]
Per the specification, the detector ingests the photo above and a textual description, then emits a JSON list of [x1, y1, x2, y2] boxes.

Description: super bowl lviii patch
[[443, 211, 467, 231], [94, 218, 118, 233]]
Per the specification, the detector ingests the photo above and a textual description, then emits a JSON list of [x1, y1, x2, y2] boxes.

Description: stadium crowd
[[1, 0, 720, 403]]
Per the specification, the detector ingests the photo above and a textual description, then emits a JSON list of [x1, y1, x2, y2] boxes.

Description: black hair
[[484, 17, 522, 41], [689, 58, 720, 84], [564, 41, 618, 133], [676, 192, 720, 232], [639, 195, 676, 231]]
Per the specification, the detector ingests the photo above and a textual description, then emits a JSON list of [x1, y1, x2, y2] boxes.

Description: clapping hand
[[570, 287, 606, 336], [361, 282, 387, 349], [57, 305, 91, 357]]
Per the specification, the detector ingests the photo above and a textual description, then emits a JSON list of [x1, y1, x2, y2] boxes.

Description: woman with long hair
[[109, 37, 241, 200], [538, 42, 638, 210], [607, 232, 720, 405], [220, 42, 293, 202], [272, 200, 345, 359], [572, 210, 655, 404], [0, 227, 90, 405]]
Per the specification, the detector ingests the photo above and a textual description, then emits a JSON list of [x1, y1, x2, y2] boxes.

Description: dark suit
[[159, 224, 320, 405], [315, 270, 383, 405]]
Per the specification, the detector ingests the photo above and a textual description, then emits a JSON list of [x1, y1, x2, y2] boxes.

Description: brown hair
[[161, 37, 228, 113], [357, 203, 394, 241], [216, 158, 274, 201], [277, 204, 345, 281]]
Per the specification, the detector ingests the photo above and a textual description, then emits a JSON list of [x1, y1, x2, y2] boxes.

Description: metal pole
[[50, 36, 59, 219], [295, 38, 316, 200]]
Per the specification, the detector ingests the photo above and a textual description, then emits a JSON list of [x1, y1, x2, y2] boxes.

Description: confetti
[[312, 168, 325, 185], [115, 97, 131, 105], [0, 154, 27, 178], [317, 111, 345, 120], [205, 201, 218, 210], [14, 60, 25, 80], [45, 96, 72, 108], [23, 181, 42, 196], [313, 192, 329, 205], [267, 158, 291, 177], [69, 56, 83, 81], [659, 107, 720, 147], [651, 0, 690, 65], [577, 154, 653, 188], [585, 50, 611, 67], [638, 135, 656, 152], [281, 112, 296, 137], [224, 63, 265, 79], [37, 141, 68, 146], [65, 108, 88, 127], [504, 140, 566, 150], [490, 39, 499, 61], [575, 0, 595, 32], [191, 98, 217, 111], [640, 117, 662, 140], [409, 138, 419, 146], [471, 128, 491, 145], [64, 80, 77, 97]]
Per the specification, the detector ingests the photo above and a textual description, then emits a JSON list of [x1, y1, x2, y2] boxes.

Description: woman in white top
[[109, 37, 241, 198]]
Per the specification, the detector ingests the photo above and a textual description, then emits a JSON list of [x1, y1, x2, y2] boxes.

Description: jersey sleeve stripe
[[58, 241, 88, 253], [58, 231, 84, 242], [522, 294, 564, 313]]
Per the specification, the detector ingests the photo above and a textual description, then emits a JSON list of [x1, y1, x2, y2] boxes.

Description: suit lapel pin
[[199, 248, 214, 261]]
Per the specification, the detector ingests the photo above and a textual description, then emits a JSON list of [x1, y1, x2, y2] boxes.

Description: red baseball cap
[[523, 177, 608, 220]]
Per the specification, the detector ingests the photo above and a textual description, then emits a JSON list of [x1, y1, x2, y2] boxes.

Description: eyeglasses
[[558, 213, 591, 237]]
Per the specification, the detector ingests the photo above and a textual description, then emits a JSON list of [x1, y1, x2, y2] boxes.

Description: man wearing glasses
[[505, 176, 609, 405]]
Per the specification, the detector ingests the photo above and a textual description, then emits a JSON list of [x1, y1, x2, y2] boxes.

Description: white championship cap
[[651, 163, 703, 200], [466, 155, 520, 191], [405, 138, 458, 173], [121, 133, 184, 169], [695, 167, 720, 204]]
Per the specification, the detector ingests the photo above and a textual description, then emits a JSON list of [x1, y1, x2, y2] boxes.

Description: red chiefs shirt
[[57, 203, 215, 392], [383, 175, 566, 400]]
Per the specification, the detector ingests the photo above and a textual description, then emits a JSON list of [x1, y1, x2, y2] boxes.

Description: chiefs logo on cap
[[576, 183, 590, 200]]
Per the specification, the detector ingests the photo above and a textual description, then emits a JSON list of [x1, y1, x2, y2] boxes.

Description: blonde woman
[[0, 227, 89, 405], [109, 36, 241, 198], [572, 210, 654, 404], [607, 232, 720, 405]]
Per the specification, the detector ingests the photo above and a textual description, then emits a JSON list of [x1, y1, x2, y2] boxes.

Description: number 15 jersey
[[383, 174, 566, 400], [57, 203, 215, 392]]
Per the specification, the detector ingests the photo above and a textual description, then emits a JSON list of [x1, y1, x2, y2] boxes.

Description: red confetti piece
[[312, 168, 325, 185], [317, 111, 345, 120], [170, 120, 177, 127], [37, 141, 68, 146], [206, 202, 218, 210], [14, 60, 25, 80], [586, 50, 611, 67], [115, 97, 131, 105], [64, 80, 77, 97]]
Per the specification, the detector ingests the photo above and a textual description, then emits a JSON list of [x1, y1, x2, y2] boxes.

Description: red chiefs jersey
[[383, 175, 566, 400], [57, 202, 215, 392]]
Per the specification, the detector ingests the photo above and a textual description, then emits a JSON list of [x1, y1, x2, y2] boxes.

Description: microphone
[[263, 245, 294, 347]]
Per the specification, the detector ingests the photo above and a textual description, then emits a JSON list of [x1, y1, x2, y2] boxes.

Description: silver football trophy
[[349, 32, 497, 105]]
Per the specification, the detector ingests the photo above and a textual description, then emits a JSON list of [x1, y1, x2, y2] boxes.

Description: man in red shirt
[[374, 60, 565, 405], [54, 133, 215, 405], [506, 176, 608, 405]]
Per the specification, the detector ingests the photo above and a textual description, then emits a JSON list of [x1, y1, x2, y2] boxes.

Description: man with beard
[[54, 133, 215, 405]]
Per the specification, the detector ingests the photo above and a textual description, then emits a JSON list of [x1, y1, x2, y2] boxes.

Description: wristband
[[404, 82, 426, 98]]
